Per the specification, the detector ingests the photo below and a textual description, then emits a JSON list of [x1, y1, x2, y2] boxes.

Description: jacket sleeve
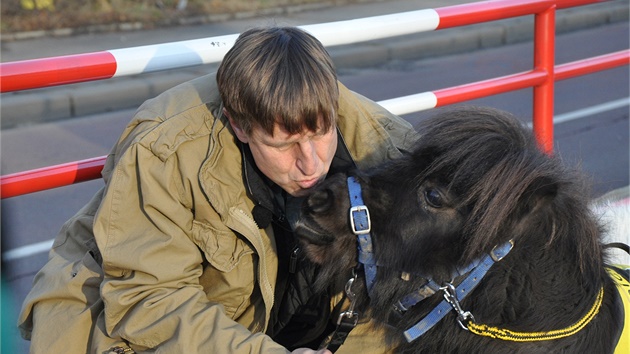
[[93, 139, 287, 353]]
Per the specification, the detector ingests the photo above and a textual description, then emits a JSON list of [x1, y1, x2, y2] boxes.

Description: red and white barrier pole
[[0, 11, 439, 93], [0, 156, 107, 199], [0, 0, 606, 93]]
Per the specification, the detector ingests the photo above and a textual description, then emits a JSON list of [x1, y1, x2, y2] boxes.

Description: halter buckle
[[350, 205, 371, 235], [491, 239, 514, 262]]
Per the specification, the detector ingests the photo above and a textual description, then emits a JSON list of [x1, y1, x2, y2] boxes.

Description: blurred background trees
[[1, 0, 328, 34]]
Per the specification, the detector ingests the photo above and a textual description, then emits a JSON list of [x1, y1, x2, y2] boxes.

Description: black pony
[[295, 107, 627, 353]]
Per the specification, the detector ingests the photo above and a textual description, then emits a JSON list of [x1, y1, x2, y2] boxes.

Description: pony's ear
[[511, 176, 559, 233]]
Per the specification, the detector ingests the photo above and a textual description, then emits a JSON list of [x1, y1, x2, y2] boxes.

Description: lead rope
[[465, 286, 604, 341], [321, 270, 360, 353]]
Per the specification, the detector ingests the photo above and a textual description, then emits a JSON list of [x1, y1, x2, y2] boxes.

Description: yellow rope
[[467, 286, 604, 342]]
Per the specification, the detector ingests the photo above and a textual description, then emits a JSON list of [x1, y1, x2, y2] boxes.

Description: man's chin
[[289, 188, 311, 197]]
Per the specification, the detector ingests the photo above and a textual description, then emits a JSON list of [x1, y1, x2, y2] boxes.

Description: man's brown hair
[[217, 26, 338, 136]]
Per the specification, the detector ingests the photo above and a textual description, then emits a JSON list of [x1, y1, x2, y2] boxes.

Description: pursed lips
[[297, 177, 320, 189], [291, 173, 329, 196]]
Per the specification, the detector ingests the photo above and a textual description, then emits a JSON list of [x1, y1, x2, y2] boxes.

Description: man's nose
[[296, 141, 318, 175]]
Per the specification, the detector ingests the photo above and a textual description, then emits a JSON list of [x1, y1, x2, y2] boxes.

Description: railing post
[[533, 5, 556, 154]]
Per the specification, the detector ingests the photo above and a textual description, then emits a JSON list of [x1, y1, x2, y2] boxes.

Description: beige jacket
[[18, 73, 418, 353]]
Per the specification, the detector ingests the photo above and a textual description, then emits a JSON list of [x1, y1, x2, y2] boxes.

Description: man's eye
[[424, 188, 443, 208], [271, 142, 294, 151]]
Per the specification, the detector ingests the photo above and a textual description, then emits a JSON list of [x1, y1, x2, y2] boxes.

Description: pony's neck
[[479, 231, 605, 329]]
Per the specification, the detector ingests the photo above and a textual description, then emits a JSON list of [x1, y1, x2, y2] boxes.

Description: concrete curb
[[1, 0, 627, 130]]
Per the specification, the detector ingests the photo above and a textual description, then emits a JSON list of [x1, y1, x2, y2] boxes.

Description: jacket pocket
[[190, 220, 257, 319], [191, 220, 254, 272]]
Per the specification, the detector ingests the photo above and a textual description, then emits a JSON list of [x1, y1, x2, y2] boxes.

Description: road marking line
[[3, 239, 53, 261], [527, 97, 630, 127], [555, 97, 630, 124]]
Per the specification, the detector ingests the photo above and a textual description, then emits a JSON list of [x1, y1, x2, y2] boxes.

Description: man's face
[[230, 115, 338, 197]]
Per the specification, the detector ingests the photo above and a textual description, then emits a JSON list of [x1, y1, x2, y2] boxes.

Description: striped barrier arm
[[0, 0, 607, 93]]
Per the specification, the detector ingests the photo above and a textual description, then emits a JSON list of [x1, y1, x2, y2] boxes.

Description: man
[[18, 26, 418, 353]]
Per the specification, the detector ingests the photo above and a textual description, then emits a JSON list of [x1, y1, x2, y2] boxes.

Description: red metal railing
[[1, 0, 628, 198]]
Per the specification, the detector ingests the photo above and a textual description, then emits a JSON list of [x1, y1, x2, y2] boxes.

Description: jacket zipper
[[289, 246, 300, 274]]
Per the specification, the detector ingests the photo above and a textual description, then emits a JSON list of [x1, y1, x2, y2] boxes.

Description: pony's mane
[[413, 107, 602, 272]]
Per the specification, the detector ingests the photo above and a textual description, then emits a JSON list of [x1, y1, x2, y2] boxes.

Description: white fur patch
[[592, 193, 630, 266]]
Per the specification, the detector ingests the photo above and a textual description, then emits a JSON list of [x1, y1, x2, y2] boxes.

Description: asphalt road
[[1, 22, 629, 353]]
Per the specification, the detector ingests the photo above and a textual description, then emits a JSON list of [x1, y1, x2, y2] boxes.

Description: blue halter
[[347, 176, 377, 295], [346, 176, 515, 343], [403, 240, 513, 342]]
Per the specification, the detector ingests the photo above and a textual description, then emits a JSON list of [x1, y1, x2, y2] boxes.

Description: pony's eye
[[424, 188, 443, 208]]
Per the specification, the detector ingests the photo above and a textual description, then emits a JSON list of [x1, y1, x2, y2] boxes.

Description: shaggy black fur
[[294, 107, 624, 353]]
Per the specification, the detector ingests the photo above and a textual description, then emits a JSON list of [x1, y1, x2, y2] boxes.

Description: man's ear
[[224, 108, 249, 144]]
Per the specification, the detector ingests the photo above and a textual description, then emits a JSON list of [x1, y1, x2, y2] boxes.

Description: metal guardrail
[[1, 0, 628, 198]]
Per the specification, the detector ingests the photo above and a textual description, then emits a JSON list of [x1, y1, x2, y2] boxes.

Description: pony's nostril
[[306, 188, 334, 213]]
